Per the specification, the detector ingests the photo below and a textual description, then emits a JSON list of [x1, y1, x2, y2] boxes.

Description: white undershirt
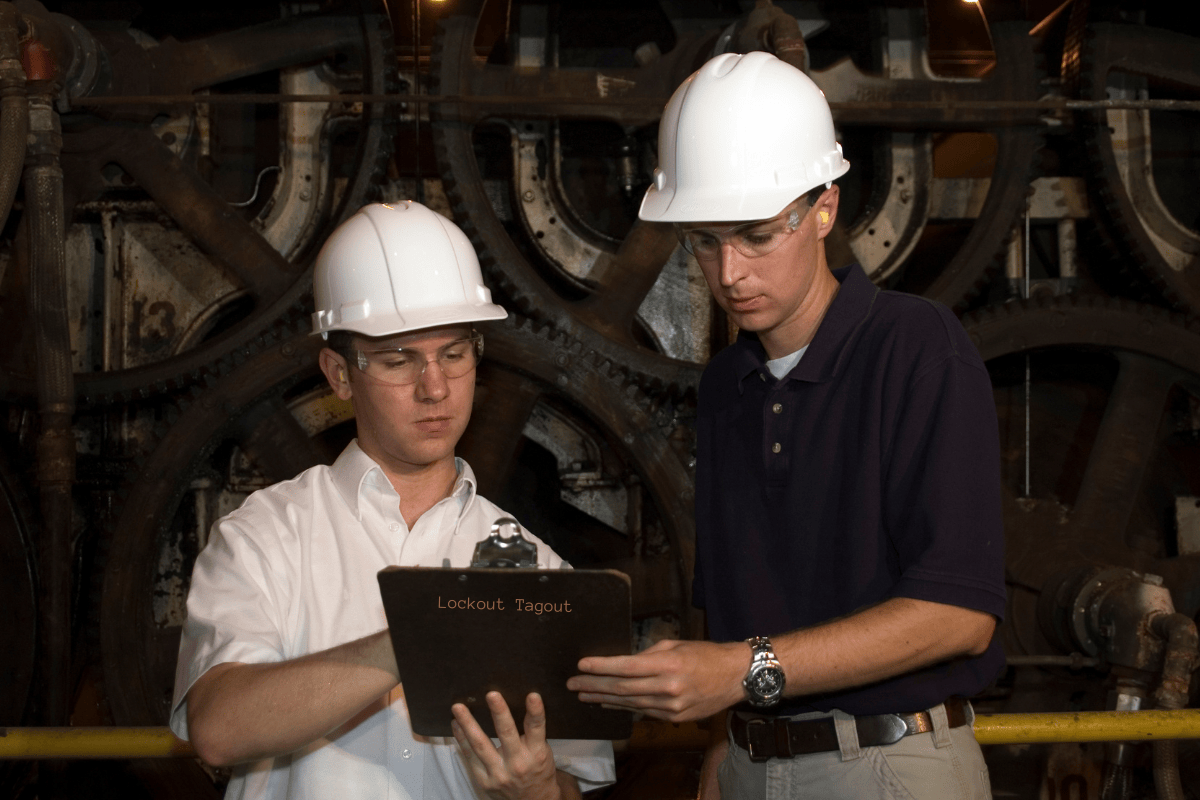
[[767, 344, 808, 379]]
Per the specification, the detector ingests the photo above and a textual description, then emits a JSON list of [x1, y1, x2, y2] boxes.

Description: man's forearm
[[772, 597, 996, 697], [571, 597, 996, 722], [186, 629, 400, 766]]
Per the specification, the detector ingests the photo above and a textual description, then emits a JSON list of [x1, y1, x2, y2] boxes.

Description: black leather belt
[[730, 697, 971, 762]]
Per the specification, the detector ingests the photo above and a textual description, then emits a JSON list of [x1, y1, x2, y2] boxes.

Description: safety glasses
[[354, 334, 484, 386], [677, 204, 803, 260]]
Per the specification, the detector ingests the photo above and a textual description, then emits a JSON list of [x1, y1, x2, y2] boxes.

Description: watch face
[[751, 667, 783, 697]]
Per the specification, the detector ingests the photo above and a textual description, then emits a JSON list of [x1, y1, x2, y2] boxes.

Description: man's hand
[[567, 639, 747, 723], [451, 691, 577, 800]]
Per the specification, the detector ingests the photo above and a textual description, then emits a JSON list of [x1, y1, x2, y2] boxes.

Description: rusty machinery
[[0, 0, 1198, 798]]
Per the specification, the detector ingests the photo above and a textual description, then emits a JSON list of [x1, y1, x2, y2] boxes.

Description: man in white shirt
[[170, 201, 615, 800]]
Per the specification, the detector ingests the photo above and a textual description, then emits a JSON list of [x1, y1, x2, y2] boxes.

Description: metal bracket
[[470, 517, 539, 568]]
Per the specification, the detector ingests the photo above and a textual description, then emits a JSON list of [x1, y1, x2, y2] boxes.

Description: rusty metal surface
[[965, 298, 1200, 620], [0, 0, 397, 403], [963, 295, 1200, 798], [1082, 22, 1200, 315]]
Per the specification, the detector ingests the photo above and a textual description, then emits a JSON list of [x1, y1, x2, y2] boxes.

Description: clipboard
[[377, 523, 633, 740]]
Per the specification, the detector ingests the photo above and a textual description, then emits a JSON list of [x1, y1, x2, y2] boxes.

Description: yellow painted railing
[[0, 727, 195, 759], [972, 710, 1200, 745], [4, 710, 1200, 759]]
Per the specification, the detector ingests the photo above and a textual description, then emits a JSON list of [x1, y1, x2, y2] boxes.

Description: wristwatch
[[742, 636, 786, 708]]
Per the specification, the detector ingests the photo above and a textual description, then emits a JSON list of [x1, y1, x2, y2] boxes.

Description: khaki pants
[[718, 704, 993, 799]]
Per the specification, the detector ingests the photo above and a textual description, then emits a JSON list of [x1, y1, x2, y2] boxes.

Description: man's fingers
[[485, 691, 523, 754], [569, 673, 668, 698], [567, 674, 608, 693], [522, 692, 548, 748], [576, 652, 668, 677], [451, 702, 503, 770], [576, 691, 653, 708], [449, 719, 484, 768]]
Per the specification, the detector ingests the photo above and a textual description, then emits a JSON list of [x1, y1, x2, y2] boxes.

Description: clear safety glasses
[[677, 205, 803, 260], [354, 334, 484, 386]]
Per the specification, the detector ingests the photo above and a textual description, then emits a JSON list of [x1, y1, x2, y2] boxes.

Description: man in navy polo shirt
[[568, 51, 1005, 798]]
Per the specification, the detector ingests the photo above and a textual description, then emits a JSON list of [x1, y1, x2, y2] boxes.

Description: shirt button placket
[[766, 394, 785, 466]]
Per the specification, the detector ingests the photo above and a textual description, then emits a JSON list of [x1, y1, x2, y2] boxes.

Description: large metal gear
[[0, 0, 397, 404], [430, 2, 1044, 400], [431, 0, 710, 398], [962, 296, 1200, 798], [812, 12, 1044, 309], [1080, 21, 1200, 314], [967, 296, 1200, 648]]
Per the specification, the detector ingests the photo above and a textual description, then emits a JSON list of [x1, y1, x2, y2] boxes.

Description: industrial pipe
[[0, 2, 27, 232], [765, 4, 805, 70], [728, 1, 806, 71], [7, 711, 1200, 760], [1038, 567, 1197, 800], [24, 51, 75, 735], [1149, 613, 1199, 800], [1100, 680, 1147, 800], [11, 0, 107, 103]]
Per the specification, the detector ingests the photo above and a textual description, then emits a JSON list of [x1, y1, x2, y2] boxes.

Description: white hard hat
[[311, 201, 507, 339], [639, 51, 850, 224]]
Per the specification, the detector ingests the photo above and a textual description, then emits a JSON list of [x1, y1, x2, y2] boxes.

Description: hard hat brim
[[311, 302, 508, 340], [638, 157, 849, 224]]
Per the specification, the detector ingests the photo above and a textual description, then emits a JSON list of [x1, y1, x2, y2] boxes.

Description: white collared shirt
[[170, 440, 615, 799]]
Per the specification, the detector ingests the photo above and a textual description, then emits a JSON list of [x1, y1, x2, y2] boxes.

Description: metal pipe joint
[[1039, 566, 1178, 672], [12, 0, 109, 108]]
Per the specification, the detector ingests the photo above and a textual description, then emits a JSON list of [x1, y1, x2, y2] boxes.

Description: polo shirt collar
[[330, 439, 478, 526], [733, 263, 878, 390]]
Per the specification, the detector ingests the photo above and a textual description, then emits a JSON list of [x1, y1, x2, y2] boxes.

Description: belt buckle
[[744, 718, 775, 763], [876, 713, 910, 745]]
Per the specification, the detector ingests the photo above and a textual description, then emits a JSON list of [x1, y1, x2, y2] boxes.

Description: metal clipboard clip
[[470, 517, 539, 568]]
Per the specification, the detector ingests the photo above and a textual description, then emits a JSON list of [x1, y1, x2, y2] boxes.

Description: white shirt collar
[[330, 440, 478, 529]]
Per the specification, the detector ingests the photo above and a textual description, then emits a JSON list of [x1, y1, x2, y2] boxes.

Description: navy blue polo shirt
[[693, 263, 1006, 716]]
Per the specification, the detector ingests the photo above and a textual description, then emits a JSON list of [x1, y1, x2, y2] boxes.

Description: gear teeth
[[0, 0, 396, 410], [1079, 23, 1200, 315], [429, 10, 701, 403]]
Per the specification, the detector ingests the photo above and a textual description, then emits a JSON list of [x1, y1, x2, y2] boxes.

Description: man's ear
[[814, 184, 839, 240], [319, 348, 353, 401]]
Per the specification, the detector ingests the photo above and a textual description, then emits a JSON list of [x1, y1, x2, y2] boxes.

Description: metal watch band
[[743, 635, 785, 707]]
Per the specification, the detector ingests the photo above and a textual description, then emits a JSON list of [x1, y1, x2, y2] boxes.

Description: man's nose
[[414, 359, 449, 401], [718, 241, 748, 286]]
